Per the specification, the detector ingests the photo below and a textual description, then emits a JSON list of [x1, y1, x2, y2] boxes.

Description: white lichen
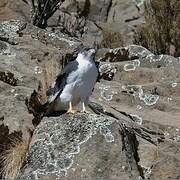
[[137, 105, 142, 110], [99, 63, 117, 79], [122, 84, 159, 106], [130, 114, 143, 125], [48, 32, 77, 47], [99, 85, 118, 101], [34, 66, 42, 74], [171, 82, 177, 88], [124, 60, 140, 71]]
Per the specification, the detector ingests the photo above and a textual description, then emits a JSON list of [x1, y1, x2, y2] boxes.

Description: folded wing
[[47, 60, 79, 103]]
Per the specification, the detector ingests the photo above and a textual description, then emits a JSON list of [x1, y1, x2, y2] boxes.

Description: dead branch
[[30, 0, 65, 28]]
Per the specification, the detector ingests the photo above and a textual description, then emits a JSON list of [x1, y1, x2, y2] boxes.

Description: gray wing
[[47, 60, 79, 103]]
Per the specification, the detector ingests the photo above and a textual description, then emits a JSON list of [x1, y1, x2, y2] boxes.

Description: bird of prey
[[45, 46, 99, 115]]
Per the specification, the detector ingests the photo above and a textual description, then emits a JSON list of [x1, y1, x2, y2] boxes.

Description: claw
[[67, 101, 76, 114], [81, 102, 89, 113], [67, 109, 76, 114]]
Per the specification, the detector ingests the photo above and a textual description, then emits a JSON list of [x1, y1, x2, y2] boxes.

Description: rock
[[61, 0, 112, 22], [17, 113, 143, 180], [0, 0, 144, 46], [57, 11, 87, 38], [96, 45, 180, 127], [0, 0, 31, 21], [92, 45, 180, 180], [104, 0, 144, 45], [0, 2, 179, 178], [0, 41, 9, 54], [58, 0, 144, 45], [0, 82, 34, 136], [87, 0, 112, 22], [0, 20, 27, 45], [0, 20, 81, 142]]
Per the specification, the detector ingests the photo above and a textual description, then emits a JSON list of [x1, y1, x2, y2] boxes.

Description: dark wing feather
[[95, 61, 100, 82], [47, 60, 79, 103]]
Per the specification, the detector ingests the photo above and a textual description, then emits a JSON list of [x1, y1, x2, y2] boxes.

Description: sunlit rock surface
[[0, 13, 180, 180], [18, 113, 131, 180], [0, 20, 80, 138], [97, 45, 180, 130]]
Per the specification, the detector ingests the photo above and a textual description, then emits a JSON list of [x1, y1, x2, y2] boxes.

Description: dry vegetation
[[0, 136, 30, 180], [39, 59, 61, 102], [30, 0, 65, 28], [98, 31, 124, 49], [38, 52, 75, 102], [134, 0, 180, 57]]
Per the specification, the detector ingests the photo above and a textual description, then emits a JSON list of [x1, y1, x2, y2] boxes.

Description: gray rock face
[[0, 0, 144, 46], [62, 0, 145, 45], [18, 113, 132, 180], [93, 45, 180, 179], [0, 3, 180, 179], [87, 0, 112, 22], [61, 0, 112, 22], [0, 20, 80, 139], [98, 45, 180, 113]]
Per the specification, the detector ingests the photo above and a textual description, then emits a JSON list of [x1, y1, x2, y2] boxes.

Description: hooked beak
[[89, 49, 96, 56]]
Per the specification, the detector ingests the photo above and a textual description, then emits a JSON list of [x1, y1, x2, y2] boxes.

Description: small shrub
[[31, 0, 65, 28], [134, 0, 180, 56], [0, 136, 30, 180], [98, 31, 124, 49], [39, 59, 61, 102]]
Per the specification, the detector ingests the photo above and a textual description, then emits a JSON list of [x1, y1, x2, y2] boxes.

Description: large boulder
[[17, 113, 142, 180], [0, 20, 81, 139], [95, 45, 180, 128], [17, 111, 180, 180], [0, 17, 180, 180]]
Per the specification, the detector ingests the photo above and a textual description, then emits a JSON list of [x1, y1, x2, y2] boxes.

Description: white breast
[[72, 54, 98, 101]]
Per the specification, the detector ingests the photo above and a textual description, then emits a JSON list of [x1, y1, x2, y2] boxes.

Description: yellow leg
[[67, 101, 76, 114], [81, 102, 89, 113]]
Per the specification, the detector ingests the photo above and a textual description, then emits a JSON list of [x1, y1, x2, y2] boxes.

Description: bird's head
[[81, 48, 96, 59], [76, 45, 97, 60]]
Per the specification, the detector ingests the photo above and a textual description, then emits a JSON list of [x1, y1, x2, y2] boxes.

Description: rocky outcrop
[[17, 113, 125, 179], [0, 20, 81, 139], [0, 11, 180, 180], [0, 0, 145, 46], [60, 0, 145, 45], [61, 0, 112, 22], [97, 45, 180, 126], [17, 111, 160, 180]]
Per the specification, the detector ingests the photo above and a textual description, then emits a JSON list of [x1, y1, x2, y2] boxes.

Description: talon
[[81, 110, 89, 113], [67, 109, 76, 114], [81, 102, 89, 113], [67, 101, 76, 114]]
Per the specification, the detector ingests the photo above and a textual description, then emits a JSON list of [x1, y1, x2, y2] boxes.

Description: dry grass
[[98, 31, 124, 49], [134, 0, 180, 57], [39, 59, 61, 102], [0, 136, 30, 180], [38, 54, 73, 103]]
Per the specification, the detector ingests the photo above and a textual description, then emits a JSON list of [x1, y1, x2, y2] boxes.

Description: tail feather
[[38, 102, 67, 117], [36, 102, 49, 113]]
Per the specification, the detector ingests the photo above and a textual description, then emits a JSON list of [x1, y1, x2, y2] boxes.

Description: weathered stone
[[62, 0, 112, 22], [0, 1, 180, 178], [0, 20, 81, 141], [17, 113, 142, 180]]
